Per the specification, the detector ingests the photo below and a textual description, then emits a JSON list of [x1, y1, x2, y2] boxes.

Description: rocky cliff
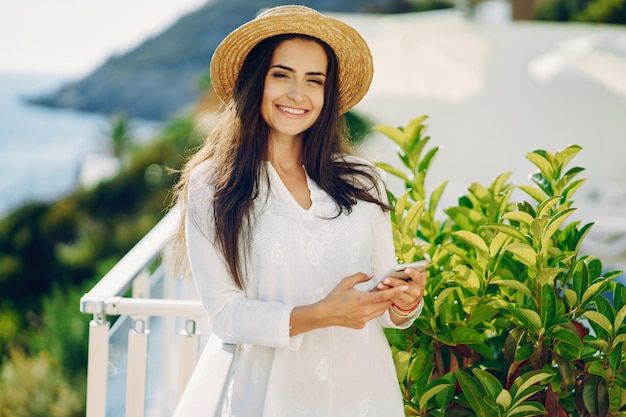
[[29, 0, 407, 121]]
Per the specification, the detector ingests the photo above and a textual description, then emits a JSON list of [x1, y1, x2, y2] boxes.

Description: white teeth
[[278, 106, 306, 115]]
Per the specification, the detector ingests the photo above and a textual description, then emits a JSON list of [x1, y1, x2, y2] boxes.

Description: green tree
[[106, 113, 133, 167]]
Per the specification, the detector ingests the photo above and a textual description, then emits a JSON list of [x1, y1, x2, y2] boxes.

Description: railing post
[[132, 267, 150, 299], [178, 319, 200, 398], [85, 313, 110, 417], [125, 318, 149, 417]]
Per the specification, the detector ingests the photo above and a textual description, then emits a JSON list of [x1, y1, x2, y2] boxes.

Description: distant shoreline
[[0, 73, 158, 218]]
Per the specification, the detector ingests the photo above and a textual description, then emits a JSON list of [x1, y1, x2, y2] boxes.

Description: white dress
[[185, 158, 422, 417]]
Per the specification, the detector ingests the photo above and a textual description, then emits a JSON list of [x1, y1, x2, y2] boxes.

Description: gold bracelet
[[390, 299, 422, 318]]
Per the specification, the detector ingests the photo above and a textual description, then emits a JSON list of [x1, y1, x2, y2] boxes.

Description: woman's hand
[[374, 267, 427, 324], [289, 272, 408, 335]]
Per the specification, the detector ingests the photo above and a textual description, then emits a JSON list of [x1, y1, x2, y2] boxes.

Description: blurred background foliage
[[535, 0, 626, 23]]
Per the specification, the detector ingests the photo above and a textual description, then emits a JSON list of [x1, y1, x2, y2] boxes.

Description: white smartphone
[[367, 260, 428, 292]]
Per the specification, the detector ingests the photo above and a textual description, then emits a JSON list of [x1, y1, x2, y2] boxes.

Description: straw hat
[[210, 5, 373, 115]]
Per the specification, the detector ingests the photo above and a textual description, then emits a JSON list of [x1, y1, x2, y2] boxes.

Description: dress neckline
[[266, 161, 315, 213]]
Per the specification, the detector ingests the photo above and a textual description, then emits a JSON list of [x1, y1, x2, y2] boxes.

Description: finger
[[404, 268, 427, 285], [371, 284, 408, 301], [341, 272, 373, 289], [380, 277, 416, 291]]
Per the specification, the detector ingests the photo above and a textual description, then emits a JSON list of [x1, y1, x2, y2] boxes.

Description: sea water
[[0, 72, 158, 218]]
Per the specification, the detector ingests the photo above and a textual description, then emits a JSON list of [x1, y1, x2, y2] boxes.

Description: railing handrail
[[103, 296, 204, 318], [80, 204, 180, 315]]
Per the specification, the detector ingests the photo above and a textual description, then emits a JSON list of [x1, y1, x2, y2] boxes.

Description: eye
[[308, 78, 324, 85], [271, 71, 289, 79]]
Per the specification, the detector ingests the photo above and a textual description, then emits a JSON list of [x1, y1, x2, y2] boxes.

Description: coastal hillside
[[29, 0, 425, 121]]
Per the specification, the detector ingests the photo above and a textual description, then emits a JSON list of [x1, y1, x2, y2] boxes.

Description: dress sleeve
[[185, 164, 303, 350], [368, 172, 422, 329]]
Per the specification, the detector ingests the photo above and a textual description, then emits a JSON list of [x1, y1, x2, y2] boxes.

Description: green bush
[[0, 349, 83, 417], [377, 116, 625, 416], [28, 283, 91, 373]]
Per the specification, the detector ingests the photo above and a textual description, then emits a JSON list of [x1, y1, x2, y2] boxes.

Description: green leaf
[[509, 307, 542, 332], [404, 115, 428, 141], [469, 182, 492, 204], [510, 385, 546, 409], [451, 327, 484, 344], [537, 267, 564, 287], [519, 185, 547, 203], [428, 180, 448, 216], [436, 325, 455, 345], [491, 279, 533, 297], [453, 230, 490, 256], [473, 368, 504, 399], [608, 341, 622, 372], [393, 350, 411, 381], [541, 284, 557, 329], [497, 389, 512, 409], [554, 145, 582, 172], [502, 211, 534, 226], [408, 341, 435, 382], [526, 151, 555, 181], [553, 351, 575, 391], [483, 224, 528, 242], [549, 328, 584, 350], [401, 200, 426, 236], [562, 178, 586, 201], [454, 264, 482, 290], [581, 281, 609, 307], [541, 208, 575, 251], [563, 289, 577, 308], [572, 262, 588, 304], [614, 304, 626, 333], [373, 124, 406, 147], [536, 196, 561, 218], [512, 369, 555, 400], [587, 361, 608, 377], [395, 191, 411, 219], [583, 311, 613, 335], [418, 381, 454, 411], [530, 172, 553, 196], [489, 232, 512, 258], [434, 287, 458, 316], [418, 146, 439, 174], [595, 296, 614, 324], [375, 162, 410, 182], [455, 370, 493, 416], [506, 242, 537, 266], [467, 304, 499, 327], [491, 171, 513, 195], [506, 401, 546, 417], [583, 374, 601, 415], [384, 328, 407, 351]]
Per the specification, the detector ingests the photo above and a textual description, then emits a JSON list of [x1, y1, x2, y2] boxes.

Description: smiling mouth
[[278, 105, 307, 115]]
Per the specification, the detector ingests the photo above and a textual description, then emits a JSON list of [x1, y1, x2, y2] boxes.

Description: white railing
[[79, 205, 231, 417]]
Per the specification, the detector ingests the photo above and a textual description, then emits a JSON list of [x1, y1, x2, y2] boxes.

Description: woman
[[174, 5, 426, 416]]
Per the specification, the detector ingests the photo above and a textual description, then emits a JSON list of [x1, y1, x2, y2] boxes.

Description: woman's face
[[261, 38, 327, 141]]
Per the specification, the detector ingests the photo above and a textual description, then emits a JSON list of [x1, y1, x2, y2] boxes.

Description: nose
[[286, 81, 304, 102]]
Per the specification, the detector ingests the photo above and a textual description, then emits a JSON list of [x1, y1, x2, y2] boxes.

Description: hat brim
[[210, 5, 373, 115]]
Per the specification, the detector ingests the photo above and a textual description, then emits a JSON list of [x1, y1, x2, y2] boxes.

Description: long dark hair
[[175, 34, 390, 289]]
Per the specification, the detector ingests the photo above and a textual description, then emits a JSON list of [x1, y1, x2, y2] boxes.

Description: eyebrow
[[270, 64, 326, 77]]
